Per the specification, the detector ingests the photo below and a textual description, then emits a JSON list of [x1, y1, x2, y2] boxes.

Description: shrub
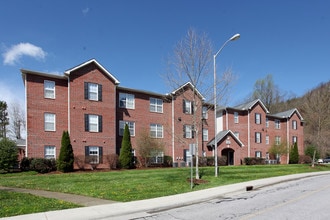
[[30, 158, 56, 173], [0, 138, 18, 172], [244, 157, 265, 165], [289, 142, 299, 164], [304, 145, 320, 160], [57, 131, 74, 172], [163, 155, 172, 167], [74, 155, 86, 170], [106, 154, 119, 170], [20, 157, 31, 171], [206, 156, 227, 166], [299, 155, 312, 164], [119, 124, 134, 169]]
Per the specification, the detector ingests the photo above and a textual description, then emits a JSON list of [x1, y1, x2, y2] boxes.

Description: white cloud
[[82, 7, 90, 16], [2, 42, 47, 65]]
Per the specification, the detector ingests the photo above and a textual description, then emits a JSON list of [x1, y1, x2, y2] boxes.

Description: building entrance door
[[222, 148, 235, 165]]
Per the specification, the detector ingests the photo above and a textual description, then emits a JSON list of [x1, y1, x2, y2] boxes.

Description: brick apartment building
[[21, 59, 304, 168]]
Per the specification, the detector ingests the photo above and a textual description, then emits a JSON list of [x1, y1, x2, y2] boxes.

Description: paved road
[[136, 174, 330, 219]]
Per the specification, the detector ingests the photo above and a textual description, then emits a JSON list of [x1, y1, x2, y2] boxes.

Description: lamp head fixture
[[230, 33, 240, 41]]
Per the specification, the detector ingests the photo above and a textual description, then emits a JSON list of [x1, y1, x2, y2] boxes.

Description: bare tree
[[0, 101, 9, 138], [165, 28, 235, 179], [136, 129, 165, 167], [301, 82, 330, 156], [9, 101, 25, 140], [251, 74, 285, 112]]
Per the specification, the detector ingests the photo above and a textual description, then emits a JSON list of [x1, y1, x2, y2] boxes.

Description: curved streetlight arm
[[213, 33, 240, 177]]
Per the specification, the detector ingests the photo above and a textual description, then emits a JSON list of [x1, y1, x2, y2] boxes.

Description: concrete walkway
[[0, 186, 117, 207], [2, 171, 330, 220]]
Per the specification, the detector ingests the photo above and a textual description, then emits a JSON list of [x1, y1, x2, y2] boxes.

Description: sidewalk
[[2, 171, 330, 220], [0, 186, 117, 207]]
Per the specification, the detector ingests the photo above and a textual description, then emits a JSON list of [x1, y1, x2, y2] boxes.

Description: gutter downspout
[[24, 73, 28, 157], [287, 118, 290, 164], [247, 109, 250, 157], [171, 94, 175, 165], [226, 109, 228, 130], [67, 77, 70, 134]]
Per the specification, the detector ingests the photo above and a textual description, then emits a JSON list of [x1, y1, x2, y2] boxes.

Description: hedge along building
[[21, 59, 304, 169]]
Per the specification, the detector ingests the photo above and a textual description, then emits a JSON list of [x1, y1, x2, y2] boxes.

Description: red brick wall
[[69, 63, 117, 169], [25, 74, 68, 158]]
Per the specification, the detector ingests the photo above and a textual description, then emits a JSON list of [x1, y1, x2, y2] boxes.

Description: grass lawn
[[1, 164, 330, 217], [0, 191, 80, 218]]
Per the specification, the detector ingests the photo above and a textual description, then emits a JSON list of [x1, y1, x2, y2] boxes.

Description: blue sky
[[1, 0, 329, 109]]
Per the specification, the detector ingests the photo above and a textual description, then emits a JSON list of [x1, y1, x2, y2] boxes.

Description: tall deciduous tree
[[136, 129, 165, 167], [9, 102, 25, 140], [251, 74, 284, 112], [301, 82, 330, 157], [119, 124, 134, 169], [165, 28, 235, 179], [57, 131, 74, 172], [0, 101, 9, 138]]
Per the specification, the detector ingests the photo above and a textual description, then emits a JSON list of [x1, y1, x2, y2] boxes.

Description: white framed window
[[44, 113, 55, 131], [150, 124, 163, 138], [84, 82, 102, 101], [184, 125, 194, 139], [203, 129, 208, 141], [266, 117, 269, 128], [119, 120, 135, 136], [44, 80, 55, 99], [255, 132, 262, 143], [266, 135, 269, 145], [150, 98, 163, 113], [119, 93, 135, 109], [88, 83, 98, 101], [202, 106, 208, 119], [234, 112, 239, 123], [292, 120, 297, 130], [275, 119, 281, 129], [292, 136, 297, 144], [255, 151, 262, 158], [85, 146, 103, 164], [275, 136, 281, 145], [183, 100, 193, 114], [85, 114, 102, 132], [149, 151, 164, 164], [234, 131, 239, 139], [44, 146, 56, 159], [255, 113, 261, 124]]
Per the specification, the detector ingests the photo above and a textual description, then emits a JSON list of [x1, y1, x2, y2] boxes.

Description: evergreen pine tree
[[119, 124, 134, 169], [289, 142, 299, 164], [57, 131, 74, 172]]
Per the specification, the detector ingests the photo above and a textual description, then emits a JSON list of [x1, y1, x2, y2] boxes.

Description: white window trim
[[44, 113, 56, 131], [88, 83, 98, 101], [203, 129, 208, 141], [150, 98, 163, 113], [184, 100, 192, 114], [234, 112, 239, 123], [185, 125, 193, 139], [275, 120, 281, 129], [150, 123, 163, 138], [89, 146, 99, 164], [44, 146, 56, 159], [119, 120, 135, 136], [119, 93, 135, 109], [88, 114, 99, 132], [44, 80, 55, 99], [202, 106, 208, 119]]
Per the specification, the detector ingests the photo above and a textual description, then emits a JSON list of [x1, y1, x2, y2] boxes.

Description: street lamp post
[[214, 33, 240, 177]]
